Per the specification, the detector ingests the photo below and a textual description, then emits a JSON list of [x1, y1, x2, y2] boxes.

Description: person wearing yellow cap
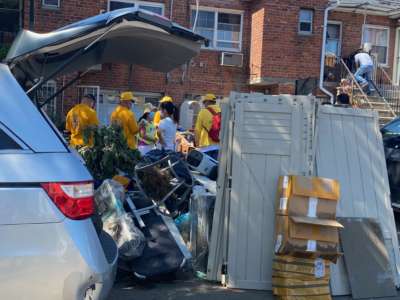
[[154, 95, 173, 127], [65, 94, 99, 147], [110, 91, 139, 150], [195, 93, 221, 148]]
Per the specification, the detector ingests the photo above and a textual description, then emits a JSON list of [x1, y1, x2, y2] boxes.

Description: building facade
[[1, 0, 400, 125]]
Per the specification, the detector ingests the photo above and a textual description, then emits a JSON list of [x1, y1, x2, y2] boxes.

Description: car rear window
[[0, 129, 22, 150]]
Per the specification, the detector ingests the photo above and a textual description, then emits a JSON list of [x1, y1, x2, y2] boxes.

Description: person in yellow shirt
[[154, 95, 173, 127], [110, 91, 139, 150], [195, 93, 221, 148], [65, 94, 99, 147]]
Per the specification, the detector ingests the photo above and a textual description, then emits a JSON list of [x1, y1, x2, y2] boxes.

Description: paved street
[[108, 272, 400, 300]]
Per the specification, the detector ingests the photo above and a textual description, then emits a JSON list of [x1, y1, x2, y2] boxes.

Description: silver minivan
[[0, 8, 204, 300]]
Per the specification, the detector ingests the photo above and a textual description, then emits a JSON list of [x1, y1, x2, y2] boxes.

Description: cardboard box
[[272, 255, 332, 299], [273, 255, 330, 279], [274, 215, 342, 259], [277, 176, 340, 218]]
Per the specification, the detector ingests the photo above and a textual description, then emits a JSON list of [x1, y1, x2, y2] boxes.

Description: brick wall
[[23, 0, 252, 114], [250, 0, 329, 93], [329, 11, 397, 75]]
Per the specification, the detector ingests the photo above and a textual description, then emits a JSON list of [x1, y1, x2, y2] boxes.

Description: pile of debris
[[207, 92, 400, 299], [93, 148, 218, 280]]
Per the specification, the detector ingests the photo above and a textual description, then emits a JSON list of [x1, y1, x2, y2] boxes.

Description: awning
[[330, 0, 400, 18]]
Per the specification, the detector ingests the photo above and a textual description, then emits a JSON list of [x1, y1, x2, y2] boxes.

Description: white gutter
[[319, 1, 340, 103]]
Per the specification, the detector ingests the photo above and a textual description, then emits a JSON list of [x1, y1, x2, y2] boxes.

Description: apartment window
[[42, 0, 60, 9], [108, 1, 164, 15], [191, 8, 243, 51], [38, 80, 57, 119], [363, 25, 389, 65], [299, 9, 313, 35], [326, 23, 341, 57]]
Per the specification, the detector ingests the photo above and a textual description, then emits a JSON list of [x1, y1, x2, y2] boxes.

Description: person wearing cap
[[195, 93, 221, 148], [137, 108, 157, 155], [154, 95, 173, 127], [110, 91, 139, 150], [65, 94, 99, 147]]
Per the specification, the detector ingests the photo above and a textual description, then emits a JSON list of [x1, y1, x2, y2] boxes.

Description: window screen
[[0, 129, 21, 150]]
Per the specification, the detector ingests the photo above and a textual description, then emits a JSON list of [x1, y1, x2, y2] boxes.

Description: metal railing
[[372, 60, 400, 115], [339, 58, 373, 109]]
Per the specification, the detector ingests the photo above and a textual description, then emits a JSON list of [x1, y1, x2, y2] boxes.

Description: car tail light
[[41, 182, 94, 220]]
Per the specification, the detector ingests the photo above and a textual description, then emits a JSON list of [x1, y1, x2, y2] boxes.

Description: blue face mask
[[149, 112, 155, 120]]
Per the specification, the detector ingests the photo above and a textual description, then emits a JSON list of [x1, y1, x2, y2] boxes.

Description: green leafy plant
[[78, 124, 141, 181]]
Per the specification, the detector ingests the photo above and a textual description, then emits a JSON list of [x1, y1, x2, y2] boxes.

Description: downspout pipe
[[319, 1, 340, 103]]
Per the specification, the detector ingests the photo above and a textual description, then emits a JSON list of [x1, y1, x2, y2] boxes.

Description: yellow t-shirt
[[65, 103, 99, 147], [153, 110, 162, 127], [110, 105, 139, 150], [194, 104, 221, 148]]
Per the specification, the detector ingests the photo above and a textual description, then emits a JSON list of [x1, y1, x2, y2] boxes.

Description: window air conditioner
[[220, 52, 243, 67]]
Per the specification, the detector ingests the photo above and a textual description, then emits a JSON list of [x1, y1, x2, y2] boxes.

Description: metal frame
[[133, 154, 194, 210]]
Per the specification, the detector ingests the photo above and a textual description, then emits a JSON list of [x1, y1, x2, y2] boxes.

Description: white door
[[227, 97, 315, 290], [326, 22, 342, 58]]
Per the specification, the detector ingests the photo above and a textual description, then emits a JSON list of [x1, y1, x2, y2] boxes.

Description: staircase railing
[[339, 58, 373, 109], [372, 61, 400, 115]]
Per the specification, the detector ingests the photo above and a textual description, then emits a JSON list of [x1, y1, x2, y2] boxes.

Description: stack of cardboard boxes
[[273, 175, 342, 299]]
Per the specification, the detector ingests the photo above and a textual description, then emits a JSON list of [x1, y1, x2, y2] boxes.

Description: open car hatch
[[5, 8, 206, 85]]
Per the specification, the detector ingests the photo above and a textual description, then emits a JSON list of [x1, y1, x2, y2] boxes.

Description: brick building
[[1, 0, 400, 125]]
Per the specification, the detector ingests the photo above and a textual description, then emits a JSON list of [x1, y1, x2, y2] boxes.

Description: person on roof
[[195, 93, 221, 148], [65, 94, 99, 147], [110, 91, 139, 150], [354, 44, 374, 95], [154, 96, 173, 127]]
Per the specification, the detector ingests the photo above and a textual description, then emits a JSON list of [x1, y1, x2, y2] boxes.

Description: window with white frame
[[108, 0, 164, 15], [38, 80, 57, 119], [191, 8, 243, 51], [42, 0, 60, 9], [299, 9, 313, 35], [363, 25, 389, 65]]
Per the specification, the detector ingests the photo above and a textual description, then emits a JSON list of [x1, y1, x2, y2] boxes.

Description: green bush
[[78, 124, 141, 181]]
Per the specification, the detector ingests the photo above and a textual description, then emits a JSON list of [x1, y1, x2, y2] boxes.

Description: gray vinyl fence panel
[[315, 105, 400, 295], [226, 97, 314, 289]]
